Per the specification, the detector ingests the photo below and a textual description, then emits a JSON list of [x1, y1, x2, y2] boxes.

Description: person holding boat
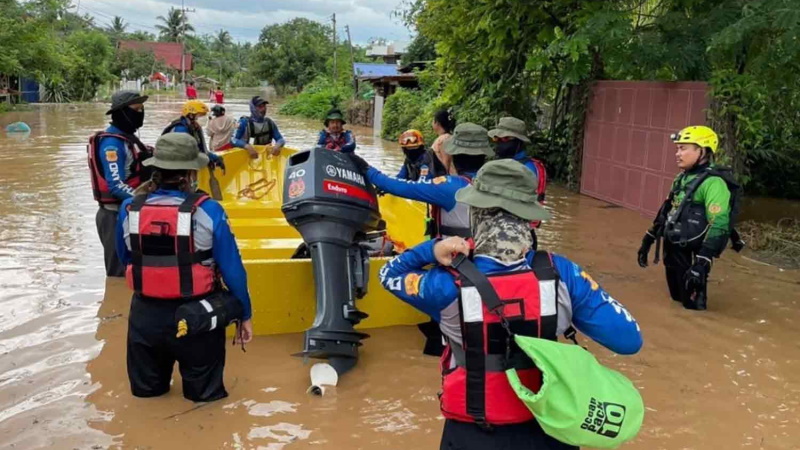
[[316, 108, 356, 153], [396, 129, 447, 181], [232, 96, 285, 158], [379, 159, 642, 450], [637, 125, 743, 310], [351, 123, 492, 240], [488, 116, 548, 249], [116, 133, 253, 402], [88, 90, 153, 277], [162, 100, 225, 169]]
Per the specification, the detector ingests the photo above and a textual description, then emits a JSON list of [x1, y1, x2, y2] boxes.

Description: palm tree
[[155, 7, 195, 42], [215, 29, 232, 51], [107, 16, 127, 35]]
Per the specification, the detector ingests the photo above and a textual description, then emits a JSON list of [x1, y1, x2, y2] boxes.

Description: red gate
[[580, 81, 709, 216]]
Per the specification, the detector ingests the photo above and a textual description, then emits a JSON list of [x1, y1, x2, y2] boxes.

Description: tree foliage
[[155, 7, 195, 42]]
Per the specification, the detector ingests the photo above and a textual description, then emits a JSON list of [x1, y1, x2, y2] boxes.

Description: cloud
[[78, 0, 410, 43]]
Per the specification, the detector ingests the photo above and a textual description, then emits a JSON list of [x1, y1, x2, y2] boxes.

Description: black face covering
[[403, 146, 426, 161], [452, 154, 486, 175], [494, 139, 522, 159], [111, 107, 145, 134]]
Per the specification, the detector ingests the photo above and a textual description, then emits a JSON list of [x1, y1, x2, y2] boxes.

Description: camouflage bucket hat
[[455, 159, 550, 221], [488, 116, 531, 143], [143, 133, 209, 170], [443, 123, 493, 156]]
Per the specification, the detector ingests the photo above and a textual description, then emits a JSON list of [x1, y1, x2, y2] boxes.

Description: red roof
[[118, 41, 193, 71]]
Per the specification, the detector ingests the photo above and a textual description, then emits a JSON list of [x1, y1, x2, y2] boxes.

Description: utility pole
[[332, 14, 337, 84], [179, 0, 196, 85], [345, 25, 356, 97]]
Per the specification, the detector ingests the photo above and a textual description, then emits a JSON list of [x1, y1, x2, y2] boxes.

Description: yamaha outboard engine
[[281, 148, 383, 376]]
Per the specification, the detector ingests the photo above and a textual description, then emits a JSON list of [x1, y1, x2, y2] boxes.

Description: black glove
[[349, 153, 370, 174], [637, 232, 655, 268], [684, 256, 711, 294]]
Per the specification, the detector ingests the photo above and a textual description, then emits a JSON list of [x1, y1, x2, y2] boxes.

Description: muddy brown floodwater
[[1, 91, 799, 450]]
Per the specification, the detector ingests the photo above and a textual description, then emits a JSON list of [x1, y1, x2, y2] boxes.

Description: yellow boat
[[197, 146, 428, 336]]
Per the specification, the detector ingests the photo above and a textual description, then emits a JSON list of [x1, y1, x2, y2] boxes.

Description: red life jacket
[[528, 158, 548, 229], [87, 132, 149, 205], [323, 132, 348, 151], [440, 251, 559, 426], [126, 193, 218, 300], [428, 175, 473, 239]]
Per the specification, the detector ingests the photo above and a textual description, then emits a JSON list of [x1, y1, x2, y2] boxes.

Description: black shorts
[[440, 419, 578, 450], [126, 294, 228, 402]]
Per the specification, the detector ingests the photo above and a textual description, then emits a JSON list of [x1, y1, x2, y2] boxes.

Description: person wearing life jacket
[[316, 108, 356, 153], [232, 96, 285, 158], [489, 116, 549, 249], [396, 129, 447, 181], [185, 81, 197, 100], [162, 100, 225, 169], [88, 90, 152, 277], [637, 125, 743, 311], [213, 86, 224, 104], [379, 159, 642, 449], [115, 133, 253, 402], [207, 105, 236, 152], [351, 123, 492, 240]]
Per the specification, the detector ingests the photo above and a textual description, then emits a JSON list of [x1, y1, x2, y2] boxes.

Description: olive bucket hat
[[488, 116, 531, 143], [443, 122, 493, 156], [106, 90, 149, 115], [324, 108, 346, 126], [455, 159, 551, 221], [142, 133, 209, 170]]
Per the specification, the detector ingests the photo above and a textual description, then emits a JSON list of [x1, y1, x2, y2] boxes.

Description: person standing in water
[[637, 125, 742, 310], [231, 96, 285, 158], [116, 133, 253, 402], [379, 160, 641, 450], [87, 90, 152, 277]]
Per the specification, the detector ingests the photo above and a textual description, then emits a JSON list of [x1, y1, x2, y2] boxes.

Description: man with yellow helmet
[[162, 100, 223, 168], [637, 125, 743, 311]]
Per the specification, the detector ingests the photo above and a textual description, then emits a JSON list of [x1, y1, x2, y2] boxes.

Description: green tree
[[156, 7, 194, 42], [252, 18, 332, 94]]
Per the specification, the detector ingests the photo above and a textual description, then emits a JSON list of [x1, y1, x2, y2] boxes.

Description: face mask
[[495, 139, 521, 159], [111, 108, 145, 134], [403, 146, 425, 161]]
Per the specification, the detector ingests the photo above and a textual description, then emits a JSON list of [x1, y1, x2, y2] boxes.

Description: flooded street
[[1, 91, 799, 450]]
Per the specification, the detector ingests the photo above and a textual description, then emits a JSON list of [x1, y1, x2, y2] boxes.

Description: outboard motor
[[281, 148, 384, 376]]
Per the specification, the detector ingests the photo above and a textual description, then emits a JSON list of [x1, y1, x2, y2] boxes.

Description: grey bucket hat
[[142, 133, 209, 170], [455, 159, 550, 221], [443, 122, 493, 156], [488, 116, 531, 143], [106, 90, 149, 115]]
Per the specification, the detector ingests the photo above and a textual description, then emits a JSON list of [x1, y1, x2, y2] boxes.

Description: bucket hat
[[488, 116, 531, 143], [142, 133, 209, 170], [455, 159, 550, 221]]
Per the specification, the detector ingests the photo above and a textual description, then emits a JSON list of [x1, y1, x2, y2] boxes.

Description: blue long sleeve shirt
[[316, 130, 356, 153], [116, 190, 253, 320], [379, 239, 643, 355], [366, 167, 472, 212], [514, 150, 539, 179], [231, 117, 286, 149], [166, 117, 221, 164], [97, 124, 138, 201]]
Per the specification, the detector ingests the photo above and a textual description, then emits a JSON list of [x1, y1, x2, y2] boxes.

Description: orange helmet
[[399, 129, 425, 148]]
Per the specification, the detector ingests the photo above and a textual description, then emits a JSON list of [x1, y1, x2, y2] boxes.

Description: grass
[[738, 219, 800, 269]]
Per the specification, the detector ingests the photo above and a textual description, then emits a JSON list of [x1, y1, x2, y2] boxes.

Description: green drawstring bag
[[506, 335, 644, 449]]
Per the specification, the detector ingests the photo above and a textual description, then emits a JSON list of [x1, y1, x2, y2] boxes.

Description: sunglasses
[[401, 136, 421, 146], [492, 136, 515, 143]]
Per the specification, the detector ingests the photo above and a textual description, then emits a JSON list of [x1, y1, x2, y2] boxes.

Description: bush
[[382, 87, 434, 140], [279, 77, 352, 120]]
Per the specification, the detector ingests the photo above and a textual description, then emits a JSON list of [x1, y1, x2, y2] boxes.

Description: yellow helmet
[[671, 125, 718, 153], [182, 100, 209, 117]]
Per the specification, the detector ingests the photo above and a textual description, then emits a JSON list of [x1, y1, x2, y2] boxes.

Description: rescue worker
[[115, 133, 253, 402], [351, 123, 492, 240], [88, 90, 152, 277], [488, 116, 548, 249], [379, 159, 642, 450], [316, 108, 356, 153], [207, 105, 236, 152], [396, 129, 447, 181], [637, 125, 741, 311], [232, 96, 285, 158], [162, 100, 225, 168], [431, 109, 456, 175]]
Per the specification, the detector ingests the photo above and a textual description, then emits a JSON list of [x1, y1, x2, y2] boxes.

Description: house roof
[[118, 41, 193, 71], [353, 63, 400, 79]]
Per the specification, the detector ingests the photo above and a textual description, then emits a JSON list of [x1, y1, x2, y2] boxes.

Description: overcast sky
[[74, 0, 411, 44]]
